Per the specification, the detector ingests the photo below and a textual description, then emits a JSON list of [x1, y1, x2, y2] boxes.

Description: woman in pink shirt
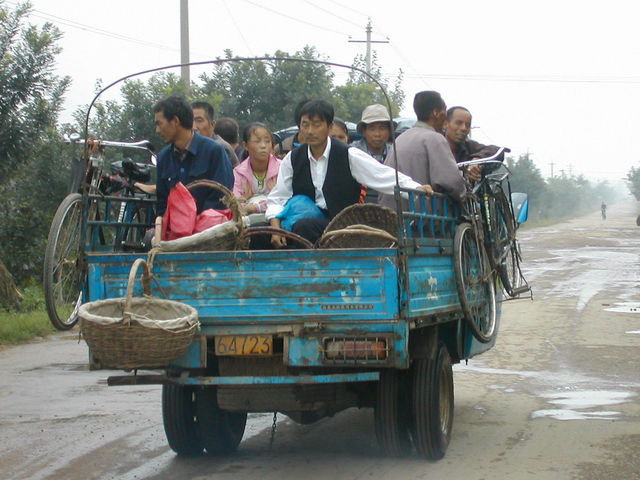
[[233, 122, 281, 214]]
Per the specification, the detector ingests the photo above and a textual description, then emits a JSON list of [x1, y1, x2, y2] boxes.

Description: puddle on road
[[539, 389, 634, 409], [521, 246, 640, 312], [604, 302, 640, 313], [626, 330, 640, 335], [456, 363, 639, 422], [22, 363, 88, 373], [531, 390, 636, 421], [531, 409, 621, 420]]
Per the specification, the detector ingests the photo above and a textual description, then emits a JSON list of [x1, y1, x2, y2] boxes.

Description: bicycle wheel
[[501, 239, 527, 296], [43, 193, 84, 330], [491, 188, 517, 294], [116, 201, 151, 252], [453, 222, 497, 343]]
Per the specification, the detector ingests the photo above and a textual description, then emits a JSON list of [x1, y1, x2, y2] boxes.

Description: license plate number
[[214, 335, 273, 356]]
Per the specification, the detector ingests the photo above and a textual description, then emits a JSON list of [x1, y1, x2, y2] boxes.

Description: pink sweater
[[233, 154, 281, 213]]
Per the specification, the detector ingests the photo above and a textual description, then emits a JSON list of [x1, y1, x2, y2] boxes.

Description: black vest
[[291, 139, 362, 219]]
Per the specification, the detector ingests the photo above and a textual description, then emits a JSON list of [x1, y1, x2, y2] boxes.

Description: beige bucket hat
[[356, 104, 397, 133]]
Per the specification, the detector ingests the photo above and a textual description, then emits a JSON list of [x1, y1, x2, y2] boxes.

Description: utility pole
[[549, 161, 555, 178], [348, 19, 389, 75], [180, 0, 190, 90]]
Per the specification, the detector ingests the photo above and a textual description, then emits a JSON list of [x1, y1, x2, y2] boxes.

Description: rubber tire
[[491, 189, 517, 294], [162, 384, 204, 455], [453, 222, 497, 343], [195, 386, 247, 455], [410, 343, 454, 460], [43, 193, 84, 330], [374, 369, 412, 456], [116, 203, 148, 252], [499, 241, 522, 297]]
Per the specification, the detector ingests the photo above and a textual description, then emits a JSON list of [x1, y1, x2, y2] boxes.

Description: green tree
[[200, 47, 334, 130], [72, 72, 188, 149], [506, 153, 547, 220], [333, 51, 404, 121], [0, 1, 70, 306], [0, 1, 69, 181], [626, 165, 640, 201]]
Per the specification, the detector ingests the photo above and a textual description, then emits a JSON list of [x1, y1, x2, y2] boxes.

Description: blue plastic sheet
[[276, 195, 325, 231]]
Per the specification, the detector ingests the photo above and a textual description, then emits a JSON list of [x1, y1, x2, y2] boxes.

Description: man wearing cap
[[350, 104, 395, 163]]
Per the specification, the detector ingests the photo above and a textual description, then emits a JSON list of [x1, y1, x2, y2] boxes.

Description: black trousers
[[292, 217, 330, 245], [248, 217, 330, 249]]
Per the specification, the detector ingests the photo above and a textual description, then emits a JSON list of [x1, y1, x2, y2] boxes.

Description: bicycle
[[454, 148, 530, 342], [43, 138, 156, 331]]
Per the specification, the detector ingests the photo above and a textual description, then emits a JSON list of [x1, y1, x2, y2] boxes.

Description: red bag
[[162, 182, 197, 240], [193, 208, 232, 233]]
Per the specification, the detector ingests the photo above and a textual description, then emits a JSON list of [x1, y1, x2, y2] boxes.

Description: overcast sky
[[15, 0, 640, 183]]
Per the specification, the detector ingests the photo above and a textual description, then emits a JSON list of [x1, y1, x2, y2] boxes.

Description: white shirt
[[265, 137, 421, 220]]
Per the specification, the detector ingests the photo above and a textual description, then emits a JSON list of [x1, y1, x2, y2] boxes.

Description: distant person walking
[[601, 201, 607, 220]]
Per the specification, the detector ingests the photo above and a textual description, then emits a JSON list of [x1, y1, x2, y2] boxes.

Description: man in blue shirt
[[153, 95, 233, 217]]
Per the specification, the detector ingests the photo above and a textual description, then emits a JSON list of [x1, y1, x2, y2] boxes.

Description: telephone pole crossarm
[[348, 19, 389, 75]]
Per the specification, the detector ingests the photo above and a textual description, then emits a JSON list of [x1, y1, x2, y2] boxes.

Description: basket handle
[[124, 258, 152, 318], [242, 226, 314, 249], [186, 179, 242, 224]]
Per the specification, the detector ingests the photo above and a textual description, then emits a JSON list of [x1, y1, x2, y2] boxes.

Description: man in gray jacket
[[378, 91, 466, 210]]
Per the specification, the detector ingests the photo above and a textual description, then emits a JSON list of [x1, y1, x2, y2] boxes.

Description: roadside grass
[[0, 309, 54, 345], [0, 285, 55, 345]]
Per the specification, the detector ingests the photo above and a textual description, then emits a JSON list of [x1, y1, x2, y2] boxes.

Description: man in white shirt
[[265, 99, 433, 247]]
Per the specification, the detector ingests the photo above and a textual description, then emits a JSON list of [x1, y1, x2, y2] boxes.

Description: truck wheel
[[410, 342, 454, 460], [195, 386, 247, 455], [162, 384, 204, 455], [374, 369, 412, 456]]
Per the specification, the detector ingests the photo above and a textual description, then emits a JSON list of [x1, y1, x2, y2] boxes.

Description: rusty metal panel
[[403, 242, 460, 318], [86, 249, 400, 324]]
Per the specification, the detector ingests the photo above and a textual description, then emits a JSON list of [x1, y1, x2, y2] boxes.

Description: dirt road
[[1, 201, 639, 480]]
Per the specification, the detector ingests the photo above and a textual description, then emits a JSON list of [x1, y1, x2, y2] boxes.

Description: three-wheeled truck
[[82, 189, 507, 460], [64, 58, 526, 460]]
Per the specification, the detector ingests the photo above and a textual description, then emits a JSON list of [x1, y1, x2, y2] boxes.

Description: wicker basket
[[79, 259, 199, 369], [153, 180, 248, 252], [318, 203, 399, 248]]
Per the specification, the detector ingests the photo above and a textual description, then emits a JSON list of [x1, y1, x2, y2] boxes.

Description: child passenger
[[329, 117, 349, 143], [233, 122, 281, 214]]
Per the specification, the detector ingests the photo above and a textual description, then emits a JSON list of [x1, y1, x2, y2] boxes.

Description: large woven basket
[[79, 259, 199, 369], [318, 203, 399, 248], [153, 180, 248, 252]]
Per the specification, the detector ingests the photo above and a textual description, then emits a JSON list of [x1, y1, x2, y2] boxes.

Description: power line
[[241, 0, 351, 37], [7, 1, 179, 52], [303, 0, 363, 29], [222, 0, 255, 56], [402, 73, 640, 84], [325, 0, 369, 20], [370, 23, 434, 91]]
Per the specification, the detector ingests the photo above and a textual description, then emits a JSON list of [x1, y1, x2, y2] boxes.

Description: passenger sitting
[[233, 122, 281, 218], [154, 95, 233, 218], [329, 117, 349, 143], [265, 99, 433, 246]]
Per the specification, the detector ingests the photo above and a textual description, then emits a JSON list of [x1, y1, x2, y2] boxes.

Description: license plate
[[214, 335, 273, 356]]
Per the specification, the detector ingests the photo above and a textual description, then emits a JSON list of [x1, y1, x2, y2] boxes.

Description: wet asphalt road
[[1, 201, 639, 480]]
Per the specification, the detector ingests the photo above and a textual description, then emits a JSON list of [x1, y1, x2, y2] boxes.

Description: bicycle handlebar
[[456, 147, 510, 170], [65, 138, 154, 151]]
